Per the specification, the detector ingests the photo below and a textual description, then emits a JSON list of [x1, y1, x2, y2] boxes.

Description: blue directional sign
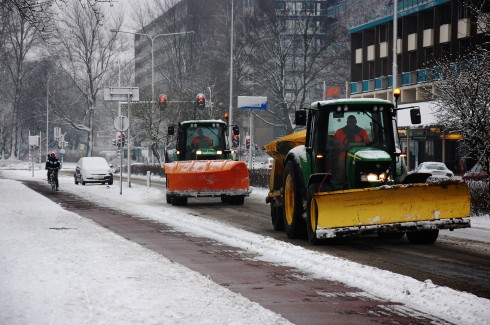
[[238, 96, 267, 110]]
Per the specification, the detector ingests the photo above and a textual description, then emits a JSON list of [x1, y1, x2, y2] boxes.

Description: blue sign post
[[237, 96, 268, 169]]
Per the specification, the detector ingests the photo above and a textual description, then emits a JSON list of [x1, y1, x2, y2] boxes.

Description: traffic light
[[196, 93, 205, 110], [232, 134, 239, 148], [118, 133, 126, 147], [158, 94, 168, 111], [112, 139, 117, 147]]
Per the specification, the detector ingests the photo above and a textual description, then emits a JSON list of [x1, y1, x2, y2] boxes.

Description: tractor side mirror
[[410, 108, 421, 125], [168, 126, 175, 136], [295, 110, 307, 126], [232, 125, 239, 135]]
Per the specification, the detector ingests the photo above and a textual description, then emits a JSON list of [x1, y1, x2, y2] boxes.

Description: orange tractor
[[164, 120, 250, 206]]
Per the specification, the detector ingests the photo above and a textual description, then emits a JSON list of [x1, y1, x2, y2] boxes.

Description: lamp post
[[110, 29, 194, 105], [46, 74, 49, 156], [228, 0, 234, 144]]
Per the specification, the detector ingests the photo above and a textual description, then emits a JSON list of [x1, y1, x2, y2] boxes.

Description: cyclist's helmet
[[50, 152, 56, 158]]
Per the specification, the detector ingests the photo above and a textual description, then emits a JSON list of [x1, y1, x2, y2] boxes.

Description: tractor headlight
[[216, 150, 223, 155], [360, 172, 389, 182], [361, 173, 379, 182], [196, 150, 202, 155]]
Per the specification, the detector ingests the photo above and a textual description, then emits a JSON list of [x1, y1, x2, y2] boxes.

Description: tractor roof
[[310, 98, 394, 109], [180, 119, 226, 126]]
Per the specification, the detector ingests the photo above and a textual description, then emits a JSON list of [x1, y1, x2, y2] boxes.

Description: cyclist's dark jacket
[[45, 157, 61, 170]]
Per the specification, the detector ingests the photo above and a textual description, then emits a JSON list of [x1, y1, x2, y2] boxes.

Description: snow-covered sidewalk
[[0, 178, 291, 325]]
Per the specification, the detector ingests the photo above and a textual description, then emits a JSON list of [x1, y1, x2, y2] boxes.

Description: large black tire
[[166, 193, 173, 204], [228, 195, 245, 205], [306, 184, 320, 244], [282, 160, 306, 239], [270, 200, 284, 231], [172, 196, 188, 206], [406, 229, 439, 244]]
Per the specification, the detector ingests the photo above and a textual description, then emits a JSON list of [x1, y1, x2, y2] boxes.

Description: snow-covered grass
[[1, 160, 490, 324]]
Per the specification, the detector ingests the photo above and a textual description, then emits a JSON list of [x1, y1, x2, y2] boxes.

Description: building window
[[457, 1, 469, 20], [379, 25, 387, 43]]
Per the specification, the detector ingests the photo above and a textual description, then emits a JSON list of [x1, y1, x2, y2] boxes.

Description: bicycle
[[48, 170, 57, 194]]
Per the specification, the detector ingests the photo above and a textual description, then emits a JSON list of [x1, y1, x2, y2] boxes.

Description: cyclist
[[45, 152, 61, 191]]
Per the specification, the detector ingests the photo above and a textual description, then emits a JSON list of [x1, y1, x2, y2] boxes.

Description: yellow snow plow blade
[[313, 182, 470, 236]]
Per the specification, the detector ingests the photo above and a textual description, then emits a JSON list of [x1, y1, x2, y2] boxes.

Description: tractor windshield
[[186, 124, 226, 152], [327, 109, 389, 149]]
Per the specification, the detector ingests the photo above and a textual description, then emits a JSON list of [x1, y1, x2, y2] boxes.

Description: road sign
[[104, 87, 140, 102], [29, 135, 39, 147], [114, 116, 129, 131], [237, 96, 267, 110]]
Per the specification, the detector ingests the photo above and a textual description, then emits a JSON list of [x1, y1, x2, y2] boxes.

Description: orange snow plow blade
[[164, 160, 250, 196], [313, 181, 471, 237]]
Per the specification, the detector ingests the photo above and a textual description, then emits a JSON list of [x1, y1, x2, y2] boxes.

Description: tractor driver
[[192, 129, 213, 149], [332, 115, 370, 186], [333, 115, 370, 147]]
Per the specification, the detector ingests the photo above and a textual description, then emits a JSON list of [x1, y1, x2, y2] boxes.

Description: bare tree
[[1, 0, 116, 36], [423, 1, 490, 191], [50, 1, 123, 156], [428, 50, 490, 189], [3, 7, 38, 159], [241, 1, 350, 134]]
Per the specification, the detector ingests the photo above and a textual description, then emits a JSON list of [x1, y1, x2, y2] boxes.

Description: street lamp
[[110, 29, 194, 106]]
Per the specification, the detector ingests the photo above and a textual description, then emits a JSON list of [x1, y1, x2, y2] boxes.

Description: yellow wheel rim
[[284, 173, 294, 225], [309, 196, 317, 233]]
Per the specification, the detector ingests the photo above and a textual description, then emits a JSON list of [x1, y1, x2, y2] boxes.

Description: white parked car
[[74, 157, 114, 185], [265, 157, 273, 169], [411, 162, 454, 179]]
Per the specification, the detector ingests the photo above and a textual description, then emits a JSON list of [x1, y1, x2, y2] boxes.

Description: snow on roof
[[181, 119, 226, 125], [397, 101, 440, 127], [311, 98, 393, 107]]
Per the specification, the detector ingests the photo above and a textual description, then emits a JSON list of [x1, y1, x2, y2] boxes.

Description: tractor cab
[[300, 100, 403, 190], [168, 120, 237, 161]]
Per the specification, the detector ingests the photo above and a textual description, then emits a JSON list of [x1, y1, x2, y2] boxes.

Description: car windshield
[[83, 158, 109, 169], [470, 164, 482, 172], [425, 163, 446, 170]]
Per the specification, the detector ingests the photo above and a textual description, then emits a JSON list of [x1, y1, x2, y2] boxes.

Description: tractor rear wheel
[[270, 200, 284, 231], [282, 160, 306, 239], [406, 229, 439, 244], [172, 196, 188, 206], [228, 195, 245, 205]]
